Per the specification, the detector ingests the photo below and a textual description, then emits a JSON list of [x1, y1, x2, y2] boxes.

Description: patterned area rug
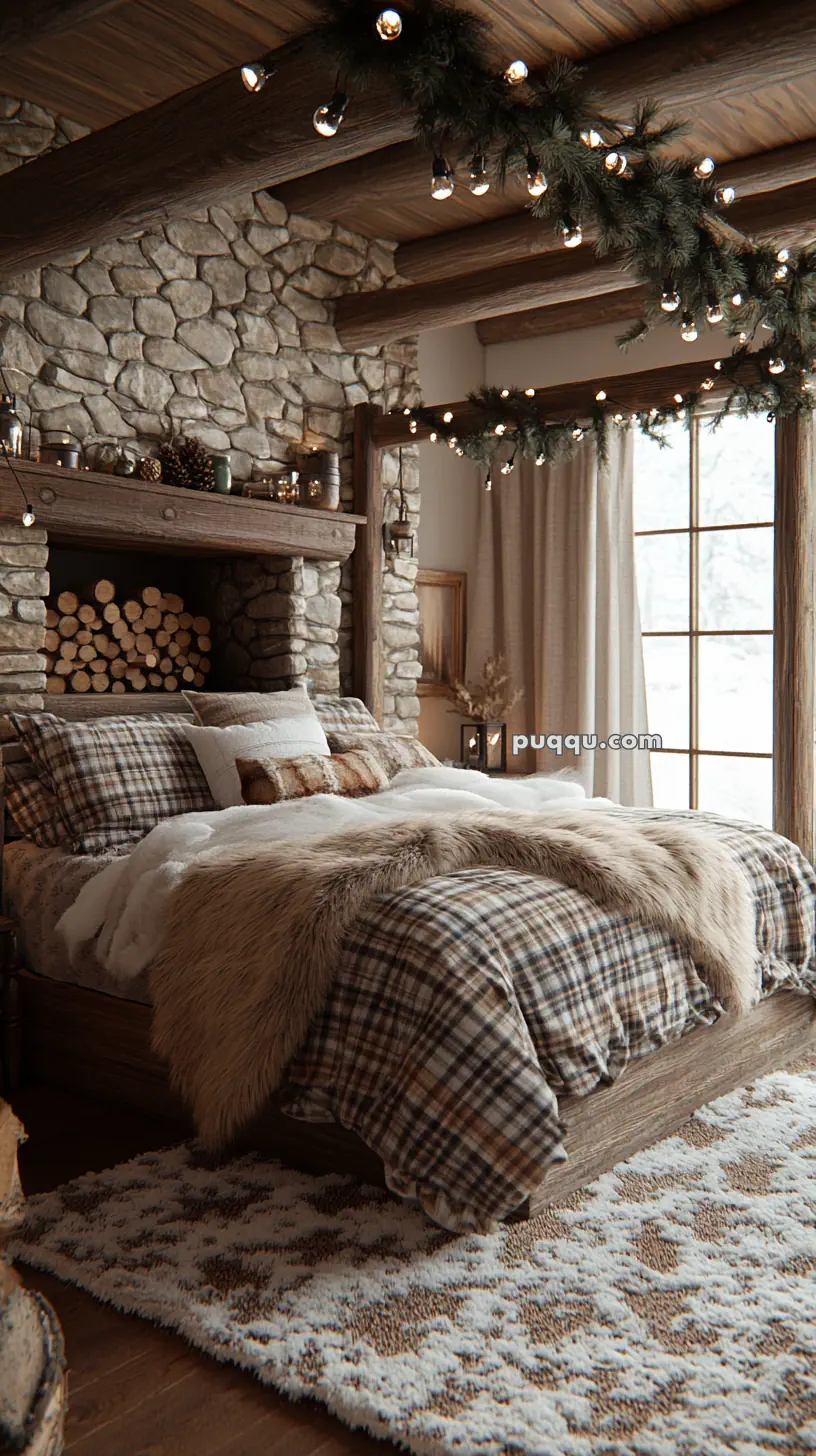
[[14, 1058, 816, 1456]]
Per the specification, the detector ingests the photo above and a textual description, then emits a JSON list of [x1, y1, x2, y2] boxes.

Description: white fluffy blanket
[[59, 768, 610, 980]]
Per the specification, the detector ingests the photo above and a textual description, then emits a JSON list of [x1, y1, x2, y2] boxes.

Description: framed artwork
[[416, 568, 467, 698]]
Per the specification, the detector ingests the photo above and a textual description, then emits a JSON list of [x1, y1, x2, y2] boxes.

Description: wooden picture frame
[[415, 568, 467, 699]]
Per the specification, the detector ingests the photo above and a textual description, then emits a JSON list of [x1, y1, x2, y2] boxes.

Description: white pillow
[[182, 717, 330, 809]]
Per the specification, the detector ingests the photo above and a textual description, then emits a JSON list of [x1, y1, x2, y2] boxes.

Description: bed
[[2, 694, 815, 1228]]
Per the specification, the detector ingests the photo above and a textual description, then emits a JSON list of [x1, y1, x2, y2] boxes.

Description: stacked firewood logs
[[44, 580, 212, 695]]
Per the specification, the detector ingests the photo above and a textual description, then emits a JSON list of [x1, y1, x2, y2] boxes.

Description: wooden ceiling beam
[[476, 288, 650, 347], [372, 358, 730, 448], [335, 177, 816, 350], [336, 253, 635, 351], [275, 0, 816, 239], [0, 41, 416, 279], [0, 0, 126, 56], [398, 139, 816, 285]]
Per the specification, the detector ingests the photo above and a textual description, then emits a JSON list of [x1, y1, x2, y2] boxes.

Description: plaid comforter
[[283, 810, 816, 1230]]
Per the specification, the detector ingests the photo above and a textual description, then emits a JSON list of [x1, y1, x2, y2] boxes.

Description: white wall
[[486, 316, 722, 389], [417, 324, 484, 759]]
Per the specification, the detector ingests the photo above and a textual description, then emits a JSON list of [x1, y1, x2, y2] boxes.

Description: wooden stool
[[0, 917, 21, 1096]]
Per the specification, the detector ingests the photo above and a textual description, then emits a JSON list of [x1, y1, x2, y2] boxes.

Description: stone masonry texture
[[0, 94, 422, 731]]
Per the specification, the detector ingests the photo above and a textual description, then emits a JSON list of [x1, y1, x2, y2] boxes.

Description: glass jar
[[0, 394, 23, 458]]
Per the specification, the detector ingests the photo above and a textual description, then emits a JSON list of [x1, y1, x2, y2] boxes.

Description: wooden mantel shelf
[[0, 461, 365, 562]]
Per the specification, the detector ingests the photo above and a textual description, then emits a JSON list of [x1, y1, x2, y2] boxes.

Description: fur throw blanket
[[148, 809, 757, 1148]]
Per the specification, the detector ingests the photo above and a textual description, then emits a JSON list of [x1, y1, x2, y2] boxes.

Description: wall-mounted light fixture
[[383, 447, 415, 558]]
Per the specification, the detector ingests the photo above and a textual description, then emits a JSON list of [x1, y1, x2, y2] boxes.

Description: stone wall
[[0, 94, 422, 731]]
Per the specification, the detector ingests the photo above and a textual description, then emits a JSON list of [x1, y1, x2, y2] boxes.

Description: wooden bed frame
[[2, 694, 815, 1219]]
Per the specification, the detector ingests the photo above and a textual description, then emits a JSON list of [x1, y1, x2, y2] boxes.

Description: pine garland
[[302, 0, 816, 463]]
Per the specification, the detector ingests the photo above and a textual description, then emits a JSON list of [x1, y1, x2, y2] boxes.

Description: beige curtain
[[468, 427, 653, 805]]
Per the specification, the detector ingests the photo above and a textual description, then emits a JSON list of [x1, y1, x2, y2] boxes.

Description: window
[[634, 413, 775, 825]]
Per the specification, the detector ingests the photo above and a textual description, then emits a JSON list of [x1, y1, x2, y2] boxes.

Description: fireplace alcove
[[0, 459, 366, 703]]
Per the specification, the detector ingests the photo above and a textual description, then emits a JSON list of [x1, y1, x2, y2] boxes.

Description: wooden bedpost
[[352, 403, 385, 723], [773, 412, 815, 862]]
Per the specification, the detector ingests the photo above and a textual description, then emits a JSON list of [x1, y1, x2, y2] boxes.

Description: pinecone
[[179, 437, 216, 492], [138, 456, 162, 482], [158, 441, 190, 489]]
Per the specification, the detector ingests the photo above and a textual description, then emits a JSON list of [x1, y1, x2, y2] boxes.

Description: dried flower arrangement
[[447, 654, 524, 721]]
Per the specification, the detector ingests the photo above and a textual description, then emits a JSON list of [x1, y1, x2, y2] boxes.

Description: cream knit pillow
[[182, 716, 330, 808]]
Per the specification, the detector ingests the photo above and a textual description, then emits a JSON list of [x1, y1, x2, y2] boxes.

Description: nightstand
[[0, 916, 21, 1096]]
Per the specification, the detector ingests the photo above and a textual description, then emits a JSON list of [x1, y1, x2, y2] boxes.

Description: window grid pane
[[634, 416, 775, 822]]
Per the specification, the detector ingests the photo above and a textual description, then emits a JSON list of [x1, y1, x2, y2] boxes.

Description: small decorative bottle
[[210, 454, 232, 494], [0, 395, 23, 458]]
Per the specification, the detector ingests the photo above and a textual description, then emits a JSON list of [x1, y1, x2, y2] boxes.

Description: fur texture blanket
[[147, 809, 757, 1148]]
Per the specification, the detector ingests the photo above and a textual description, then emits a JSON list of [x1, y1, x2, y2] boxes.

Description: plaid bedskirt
[[283, 811, 816, 1229]]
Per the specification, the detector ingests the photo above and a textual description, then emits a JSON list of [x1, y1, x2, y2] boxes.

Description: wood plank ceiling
[[3, 0, 816, 345], [0, 0, 736, 131], [0, 0, 809, 249]]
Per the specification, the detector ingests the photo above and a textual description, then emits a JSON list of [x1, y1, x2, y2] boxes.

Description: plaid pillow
[[5, 776, 70, 848], [237, 750, 388, 805], [10, 713, 216, 854], [327, 729, 440, 779], [312, 695, 380, 735]]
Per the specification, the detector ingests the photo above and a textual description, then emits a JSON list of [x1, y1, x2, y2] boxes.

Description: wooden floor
[[14, 1085, 396, 1456]]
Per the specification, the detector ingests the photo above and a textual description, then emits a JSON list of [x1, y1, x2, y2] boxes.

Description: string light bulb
[[240, 57, 274, 92], [562, 219, 582, 248], [715, 185, 736, 206], [580, 129, 603, 148], [485, 469, 493, 492], [442, 410, 454, 423], [613, 412, 624, 423], [468, 155, 490, 196], [526, 152, 548, 197], [701, 378, 715, 391], [21, 507, 36, 528], [375, 8, 403, 40], [430, 156, 455, 200], [504, 59, 528, 84], [681, 313, 699, 342], [768, 358, 786, 374], [536, 454, 546, 466], [409, 418, 418, 434], [714, 360, 723, 371], [595, 389, 607, 401], [694, 156, 716, 178], [525, 388, 536, 397], [572, 426, 584, 440], [674, 393, 684, 404], [706, 298, 724, 325], [494, 422, 507, 435], [313, 91, 348, 137], [777, 248, 790, 262], [604, 150, 627, 175], [429, 431, 438, 442], [500, 455, 515, 475], [730, 291, 744, 307], [775, 263, 789, 281], [500, 388, 510, 398], [661, 287, 681, 313]]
